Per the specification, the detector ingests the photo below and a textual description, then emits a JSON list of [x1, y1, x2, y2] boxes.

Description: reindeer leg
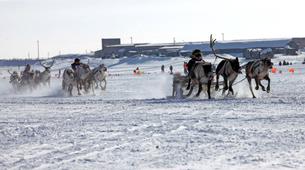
[[215, 74, 219, 91], [255, 78, 259, 90], [228, 81, 234, 96], [196, 82, 202, 97], [265, 75, 271, 93], [259, 80, 266, 91], [207, 80, 212, 99], [79, 81, 82, 90], [172, 84, 176, 97], [91, 81, 95, 96], [95, 80, 99, 89], [185, 80, 194, 97], [62, 81, 66, 90], [228, 76, 238, 96], [68, 84, 73, 96], [102, 79, 107, 90], [222, 77, 228, 95], [172, 81, 179, 97], [99, 81, 103, 90], [77, 82, 81, 95], [186, 78, 191, 90], [247, 77, 256, 98]]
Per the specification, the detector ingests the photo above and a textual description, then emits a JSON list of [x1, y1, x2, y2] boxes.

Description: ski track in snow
[[0, 56, 305, 170]]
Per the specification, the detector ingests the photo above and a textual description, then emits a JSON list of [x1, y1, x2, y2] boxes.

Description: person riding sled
[[71, 58, 83, 71], [187, 49, 205, 73], [21, 64, 34, 81], [186, 49, 209, 90]]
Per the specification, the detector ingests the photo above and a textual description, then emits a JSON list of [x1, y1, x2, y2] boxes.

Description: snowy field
[[1, 55, 305, 170]]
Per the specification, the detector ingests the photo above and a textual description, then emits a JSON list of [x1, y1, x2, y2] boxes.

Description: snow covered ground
[[0, 55, 305, 170]]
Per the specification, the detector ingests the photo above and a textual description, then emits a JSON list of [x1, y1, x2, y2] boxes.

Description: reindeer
[[74, 64, 95, 95], [245, 58, 273, 98], [210, 34, 241, 96], [20, 72, 35, 90], [8, 70, 21, 90], [33, 70, 41, 87], [92, 64, 107, 90], [62, 68, 77, 96], [37, 60, 55, 87], [185, 62, 214, 99], [19, 65, 35, 91]]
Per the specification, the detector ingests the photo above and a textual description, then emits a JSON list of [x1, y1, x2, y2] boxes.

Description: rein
[[218, 77, 247, 91]]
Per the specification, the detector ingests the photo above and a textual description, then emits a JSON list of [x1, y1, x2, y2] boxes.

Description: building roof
[[159, 46, 184, 50], [135, 42, 185, 48], [289, 38, 305, 49], [182, 39, 291, 52]]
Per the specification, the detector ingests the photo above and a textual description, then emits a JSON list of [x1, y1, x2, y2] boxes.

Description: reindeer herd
[[7, 60, 55, 92], [6, 35, 274, 99], [62, 63, 107, 96], [7, 61, 107, 96], [173, 35, 274, 99]]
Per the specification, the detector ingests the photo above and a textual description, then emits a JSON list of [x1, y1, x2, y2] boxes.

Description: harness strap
[[218, 77, 247, 91], [250, 61, 262, 76], [218, 60, 229, 76]]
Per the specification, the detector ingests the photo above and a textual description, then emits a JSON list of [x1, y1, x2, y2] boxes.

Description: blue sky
[[0, 0, 304, 59]]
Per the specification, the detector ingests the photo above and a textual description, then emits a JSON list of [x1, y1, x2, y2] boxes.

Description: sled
[[172, 73, 223, 98]]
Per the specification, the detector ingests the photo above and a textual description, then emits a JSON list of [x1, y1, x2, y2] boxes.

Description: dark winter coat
[[71, 63, 81, 71]]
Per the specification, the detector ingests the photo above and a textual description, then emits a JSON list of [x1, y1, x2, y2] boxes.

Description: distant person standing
[[134, 67, 141, 75], [169, 65, 173, 74], [161, 65, 165, 72]]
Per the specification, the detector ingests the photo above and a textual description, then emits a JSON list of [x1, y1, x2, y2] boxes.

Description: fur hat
[[74, 58, 80, 63], [192, 49, 201, 56]]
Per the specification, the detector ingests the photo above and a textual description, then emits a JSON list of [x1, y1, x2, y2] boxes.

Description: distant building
[[182, 39, 291, 56], [95, 38, 185, 58], [95, 44, 137, 59], [158, 46, 184, 57], [94, 37, 304, 59], [101, 38, 121, 49], [288, 38, 305, 50]]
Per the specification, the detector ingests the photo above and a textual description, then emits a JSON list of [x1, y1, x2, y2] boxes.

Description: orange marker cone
[[271, 67, 277, 74]]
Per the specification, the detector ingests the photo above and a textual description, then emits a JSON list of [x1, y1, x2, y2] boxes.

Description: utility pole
[[130, 37, 133, 44], [173, 37, 176, 45], [37, 40, 40, 59]]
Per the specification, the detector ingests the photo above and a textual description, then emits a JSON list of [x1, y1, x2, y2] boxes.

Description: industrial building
[[94, 37, 305, 59]]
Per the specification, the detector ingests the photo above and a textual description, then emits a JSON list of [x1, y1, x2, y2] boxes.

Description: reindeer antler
[[40, 59, 55, 69], [7, 70, 13, 75], [49, 59, 55, 68], [39, 60, 48, 68], [209, 34, 230, 60]]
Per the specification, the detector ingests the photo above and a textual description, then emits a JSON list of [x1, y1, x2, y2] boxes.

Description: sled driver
[[71, 58, 82, 71], [21, 64, 33, 80], [187, 49, 205, 77]]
